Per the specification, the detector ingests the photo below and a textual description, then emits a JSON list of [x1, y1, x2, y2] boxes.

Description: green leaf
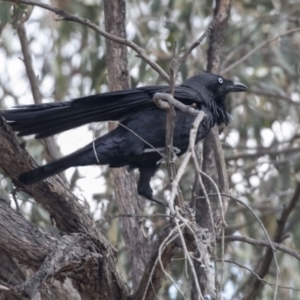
[[0, 2, 11, 26]]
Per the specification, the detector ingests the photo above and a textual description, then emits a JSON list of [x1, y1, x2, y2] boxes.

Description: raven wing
[[1, 85, 200, 138]]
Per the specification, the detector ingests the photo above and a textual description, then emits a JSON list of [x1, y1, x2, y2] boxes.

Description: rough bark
[[205, 0, 231, 231], [0, 250, 82, 300], [1, 1, 198, 299], [132, 225, 176, 300], [192, 0, 231, 298], [0, 197, 103, 300], [0, 117, 128, 300], [103, 0, 150, 290]]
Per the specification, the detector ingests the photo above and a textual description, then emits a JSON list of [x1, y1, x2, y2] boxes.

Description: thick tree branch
[[0, 233, 80, 299], [0, 198, 111, 300], [0, 117, 128, 299], [0, 198, 56, 268]]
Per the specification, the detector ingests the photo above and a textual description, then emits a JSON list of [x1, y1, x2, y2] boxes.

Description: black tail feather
[[1, 85, 197, 138], [19, 160, 69, 184], [18, 137, 102, 184], [2, 88, 156, 138]]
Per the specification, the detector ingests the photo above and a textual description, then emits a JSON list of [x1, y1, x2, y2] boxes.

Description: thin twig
[[158, 225, 188, 300], [11, 188, 20, 211], [98, 213, 171, 228], [225, 195, 280, 299], [191, 143, 219, 292], [173, 15, 222, 74], [163, 43, 180, 207], [142, 224, 185, 300], [218, 235, 300, 261], [174, 210, 204, 300], [4, 0, 171, 83], [244, 183, 300, 299], [249, 89, 300, 107], [216, 258, 300, 292], [221, 27, 300, 74], [14, 6, 68, 185], [177, 211, 217, 297], [225, 146, 300, 161], [192, 150, 215, 231], [169, 111, 206, 215]]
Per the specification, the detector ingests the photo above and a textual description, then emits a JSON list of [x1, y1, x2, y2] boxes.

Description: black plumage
[[2, 73, 247, 205]]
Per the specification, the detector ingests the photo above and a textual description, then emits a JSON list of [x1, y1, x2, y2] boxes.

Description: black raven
[[2, 73, 247, 205]]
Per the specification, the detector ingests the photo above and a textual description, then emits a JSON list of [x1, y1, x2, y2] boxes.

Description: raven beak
[[227, 81, 248, 92]]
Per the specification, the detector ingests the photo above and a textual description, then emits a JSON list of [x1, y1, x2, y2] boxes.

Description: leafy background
[[1, 0, 300, 299]]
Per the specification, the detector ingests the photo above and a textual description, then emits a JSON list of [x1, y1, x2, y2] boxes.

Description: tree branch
[[243, 182, 300, 300], [173, 15, 222, 75], [103, 0, 151, 290], [132, 225, 176, 300], [218, 235, 300, 261], [0, 117, 128, 299], [225, 147, 300, 161], [0, 197, 115, 300], [191, 1, 232, 298], [4, 0, 170, 83], [15, 10, 68, 184], [221, 27, 300, 74]]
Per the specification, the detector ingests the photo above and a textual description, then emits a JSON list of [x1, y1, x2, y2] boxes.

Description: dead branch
[[204, 0, 231, 227], [153, 92, 206, 210], [153, 93, 200, 116]]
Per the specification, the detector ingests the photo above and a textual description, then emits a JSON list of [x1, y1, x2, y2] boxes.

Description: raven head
[[183, 73, 247, 125], [212, 75, 248, 95], [184, 72, 247, 98]]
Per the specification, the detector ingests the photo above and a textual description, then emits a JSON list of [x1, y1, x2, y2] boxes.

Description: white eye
[[218, 77, 223, 84]]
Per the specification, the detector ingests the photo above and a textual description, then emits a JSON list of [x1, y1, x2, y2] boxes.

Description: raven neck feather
[[206, 96, 230, 126]]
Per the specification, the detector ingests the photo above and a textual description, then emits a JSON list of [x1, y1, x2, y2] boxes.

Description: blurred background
[[1, 0, 300, 299]]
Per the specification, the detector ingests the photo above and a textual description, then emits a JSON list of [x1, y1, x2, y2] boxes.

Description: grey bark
[[191, 0, 231, 298], [0, 117, 129, 300], [103, 0, 150, 290]]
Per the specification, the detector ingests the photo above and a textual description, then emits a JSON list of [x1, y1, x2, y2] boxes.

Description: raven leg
[[138, 164, 167, 206]]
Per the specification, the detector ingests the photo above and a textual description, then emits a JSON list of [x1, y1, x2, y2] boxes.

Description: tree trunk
[[103, 0, 150, 290], [192, 0, 231, 298]]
